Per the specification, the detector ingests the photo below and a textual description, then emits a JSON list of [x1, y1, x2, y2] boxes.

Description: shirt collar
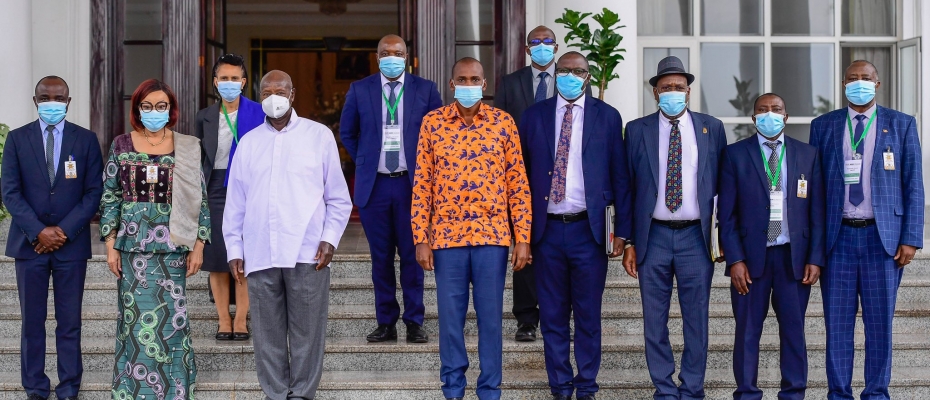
[[556, 93, 586, 111], [38, 118, 65, 135], [659, 109, 691, 129], [443, 102, 492, 123], [757, 132, 784, 147], [534, 63, 555, 79], [380, 72, 406, 87], [847, 103, 877, 119], [265, 109, 300, 132]]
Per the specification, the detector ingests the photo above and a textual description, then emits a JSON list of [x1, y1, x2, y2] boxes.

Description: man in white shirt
[[223, 70, 352, 400]]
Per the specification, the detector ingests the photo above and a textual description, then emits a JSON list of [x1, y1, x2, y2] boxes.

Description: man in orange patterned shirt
[[411, 57, 532, 400]]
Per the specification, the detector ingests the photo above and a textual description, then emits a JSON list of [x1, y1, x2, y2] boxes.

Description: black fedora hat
[[649, 56, 695, 87]]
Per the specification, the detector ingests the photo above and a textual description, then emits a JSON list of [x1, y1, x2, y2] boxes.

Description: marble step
[[2, 367, 930, 399]]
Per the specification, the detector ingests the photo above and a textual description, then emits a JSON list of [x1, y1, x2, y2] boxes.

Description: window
[[638, 0, 902, 143], [455, 0, 502, 101], [123, 0, 164, 133]]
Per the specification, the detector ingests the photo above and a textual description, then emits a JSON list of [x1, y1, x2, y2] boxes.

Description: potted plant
[[555, 8, 627, 100]]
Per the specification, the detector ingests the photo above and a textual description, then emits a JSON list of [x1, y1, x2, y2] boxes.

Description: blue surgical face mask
[[379, 56, 406, 79], [454, 84, 484, 108], [556, 74, 586, 101], [140, 110, 170, 132], [216, 81, 243, 102], [530, 44, 555, 66], [37, 101, 67, 125], [657, 91, 688, 117], [754, 112, 786, 138], [845, 80, 876, 106]]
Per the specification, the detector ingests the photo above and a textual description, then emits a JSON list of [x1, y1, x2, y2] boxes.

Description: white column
[[0, 0, 34, 128], [31, 0, 92, 129]]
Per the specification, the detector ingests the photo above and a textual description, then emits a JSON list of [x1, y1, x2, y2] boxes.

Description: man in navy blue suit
[[624, 56, 727, 399], [519, 51, 632, 400], [340, 34, 442, 343], [810, 60, 924, 400], [1, 76, 103, 400], [718, 93, 826, 400]]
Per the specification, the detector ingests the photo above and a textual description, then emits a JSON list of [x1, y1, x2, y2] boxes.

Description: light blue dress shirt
[[757, 133, 790, 246], [379, 72, 406, 173], [38, 118, 65, 173]]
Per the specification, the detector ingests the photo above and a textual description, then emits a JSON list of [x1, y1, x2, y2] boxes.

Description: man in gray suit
[[623, 56, 727, 400]]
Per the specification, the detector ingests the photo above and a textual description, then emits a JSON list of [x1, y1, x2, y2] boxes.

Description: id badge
[[797, 174, 807, 198], [883, 148, 895, 170], [769, 191, 784, 222], [146, 165, 159, 183], [382, 125, 401, 152], [844, 159, 862, 185], [64, 158, 77, 179]]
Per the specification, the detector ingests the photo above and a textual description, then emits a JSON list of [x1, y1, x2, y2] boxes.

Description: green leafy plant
[[0, 123, 10, 221], [555, 8, 626, 100], [729, 77, 758, 141]]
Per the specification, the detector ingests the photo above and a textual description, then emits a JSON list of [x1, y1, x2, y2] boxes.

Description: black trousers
[[512, 261, 539, 326]]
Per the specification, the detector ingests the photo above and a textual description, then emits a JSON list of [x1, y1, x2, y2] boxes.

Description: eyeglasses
[[139, 101, 169, 113], [528, 38, 556, 46], [555, 68, 589, 78]]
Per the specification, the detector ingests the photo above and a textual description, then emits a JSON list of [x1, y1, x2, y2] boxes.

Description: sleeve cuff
[[321, 231, 342, 250], [226, 244, 244, 262]]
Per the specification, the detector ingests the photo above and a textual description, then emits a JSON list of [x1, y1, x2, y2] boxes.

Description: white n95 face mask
[[262, 94, 291, 118]]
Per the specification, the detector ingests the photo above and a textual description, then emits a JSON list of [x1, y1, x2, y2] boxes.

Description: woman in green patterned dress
[[100, 80, 210, 400]]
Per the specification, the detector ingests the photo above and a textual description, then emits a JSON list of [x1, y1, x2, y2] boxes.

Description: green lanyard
[[381, 86, 405, 125], [846, 109, 877, 154], [221, 102, 239, 144], [759, 141, 786, 191]]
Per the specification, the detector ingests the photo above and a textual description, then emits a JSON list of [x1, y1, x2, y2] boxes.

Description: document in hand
[[710, 196, 724, 262], [605, 205, 615, 254]]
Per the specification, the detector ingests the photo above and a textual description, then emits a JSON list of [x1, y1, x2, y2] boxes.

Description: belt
[[547, 210, 588, 223], [652, 218, 701, 229], [378, 171, 408, 178], [842, 218, 876, 228]]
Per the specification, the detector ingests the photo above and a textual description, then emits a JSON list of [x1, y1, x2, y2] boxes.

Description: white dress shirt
[[547, 94, 587, 214], [532, 63, 556, 100], [224, 111, 353, 276], [757, 133, 790, 246], [653, 110, 700, 220], [378, 72, 406, 173], [842, 104, 877, 218]]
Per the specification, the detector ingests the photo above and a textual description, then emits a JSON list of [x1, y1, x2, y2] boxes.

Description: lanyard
[[759, 141, 786, 191], [846, 109, 877, 154], [221, 102, 239, 144], [382, 86, 405, 125]]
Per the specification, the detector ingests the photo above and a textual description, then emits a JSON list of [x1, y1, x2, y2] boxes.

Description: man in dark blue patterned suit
[[809, 60, 924, 400]]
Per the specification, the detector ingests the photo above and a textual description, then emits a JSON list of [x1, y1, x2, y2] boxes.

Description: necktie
[[535, 72, 549, 103], [765, 141, 782, 242], [45, 125, 56, 183], [550, 104, 574, 204], [665, 119, 682, 212], [849, 114, 867, 206], [385, 81, 401, 172]]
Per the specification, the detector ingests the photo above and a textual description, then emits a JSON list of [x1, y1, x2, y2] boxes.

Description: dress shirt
[[38, 118, 64, 171], [842, 104, 877, 218], [411, 103, 532, 249], [378, 72, 406, 173], [757, 133, 790, 246], [653, 110, 700, 220], [548, 94, 587, 214], [224, 111, 353, 276], [215, 109, 237, 169], [532, 63, 556, 100]]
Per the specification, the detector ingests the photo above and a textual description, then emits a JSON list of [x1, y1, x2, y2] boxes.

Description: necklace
[[143, 129, 168, 146]]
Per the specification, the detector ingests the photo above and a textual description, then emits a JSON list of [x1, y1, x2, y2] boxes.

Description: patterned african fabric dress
[[99, 133, 210, 400]]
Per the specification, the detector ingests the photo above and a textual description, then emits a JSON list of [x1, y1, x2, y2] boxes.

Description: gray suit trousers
[[248, 263, 330, 400]]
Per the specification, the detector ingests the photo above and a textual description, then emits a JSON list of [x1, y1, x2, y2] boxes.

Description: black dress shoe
[[233, 331, 250, 341], [215, 328, 233, 341], [514, 323, 537, 342], [26, 394, 47, 400], [577, 395, 596, 400], [405, 323, 429, 343], [366, 324, 397, 342], [551, 394, 571, 400]]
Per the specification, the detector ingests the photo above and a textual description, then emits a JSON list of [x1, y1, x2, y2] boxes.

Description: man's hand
[[730, 261, 752, 295], [801, 264, 821, 285], [894, 244, 918, 267], [36, 226, 66, 253], [229, 259, 245, 285], [622, 246, 637, 279], [609, 238, 624, 258], [416, 243, 434, 271], [314, 241, 335, 270], [512, 243, 531, 272]]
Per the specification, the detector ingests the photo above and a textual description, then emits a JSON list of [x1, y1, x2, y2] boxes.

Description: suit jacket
[[1, 120, 103, 260], [718, 135, 826, 279], [339, 72, 442, 208], [519, 95, 631, 245], [809, 105, 924, 255], [193, 95, 266, 186], [625, 110, 727, 264], [497, 65, 593, 127]]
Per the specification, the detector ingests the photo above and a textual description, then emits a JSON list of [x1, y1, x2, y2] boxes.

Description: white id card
[[64, 160, 77, 179], [844, 159, 862, 185], [770, 191, 784, 222], [797, 174, 807, 198], [883, 149, 895, 170], [146, 165, 158, 183], [382, 125, 401, 152]]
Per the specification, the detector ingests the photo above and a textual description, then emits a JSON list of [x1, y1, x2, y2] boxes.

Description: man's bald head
[[452, 57, 483, 78], [526, 25, 556, 44], [557, 51, 588, 69], [34, 76, 71, 108], [378, 34, 407, 56], [260, 70, 292, 91]]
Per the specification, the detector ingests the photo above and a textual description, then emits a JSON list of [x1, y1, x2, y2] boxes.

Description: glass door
[[202, 0, 227, 107]]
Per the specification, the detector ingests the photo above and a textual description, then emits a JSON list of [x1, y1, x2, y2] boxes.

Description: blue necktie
[[535, 72, 549, 103], [385, 81, 400, 172], [849, 114, 867, 206]]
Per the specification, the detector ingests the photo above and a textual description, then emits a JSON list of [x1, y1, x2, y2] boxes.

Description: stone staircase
[[1, 253, 930, 399]]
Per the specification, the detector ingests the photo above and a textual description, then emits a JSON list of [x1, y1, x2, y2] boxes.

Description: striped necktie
[[45, 125, 56, 183]]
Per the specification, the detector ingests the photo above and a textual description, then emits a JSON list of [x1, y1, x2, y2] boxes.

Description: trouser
[[248, 263, 330, 400], [16, 255, 87, 399], [433, 245, 508, 400], [823, 224, 901, 400], [731, 244, 810, 400]]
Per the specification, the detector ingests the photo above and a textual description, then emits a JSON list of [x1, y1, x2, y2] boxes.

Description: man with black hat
[[623, 56, 727, 399]]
